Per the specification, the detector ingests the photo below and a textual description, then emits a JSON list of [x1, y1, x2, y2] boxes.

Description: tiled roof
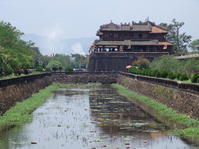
[[159, 42, 173, 45], [151, 26, 167, 33]]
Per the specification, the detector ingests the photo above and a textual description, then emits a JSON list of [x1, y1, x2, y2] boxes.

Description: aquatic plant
[[0, 83, 75, 131], [112, 83, 199, 145]]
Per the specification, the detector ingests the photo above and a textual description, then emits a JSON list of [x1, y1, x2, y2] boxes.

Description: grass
[[0, 83, 75, 132], [112, 83, 199, 144], [0, 82, 101, 132]]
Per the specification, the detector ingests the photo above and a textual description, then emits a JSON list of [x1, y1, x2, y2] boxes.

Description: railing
[[119, 72, 199, 93], [0, 73, 51, 88]]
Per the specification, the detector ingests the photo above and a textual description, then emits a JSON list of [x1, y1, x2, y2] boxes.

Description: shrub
[[168, 72, 176, 80], [179, 74, 189, 81], [36, 66, 43, 72], [154, 70, 161, 77], [176, 73, 182, 80], [65, 66, 73, 72], [191, 74, 199, 83], [132, 57, 150, 70], [160, 71, 168, 78]]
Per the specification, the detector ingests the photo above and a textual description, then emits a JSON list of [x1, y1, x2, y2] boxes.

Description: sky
[[0, 0, 199, 55]]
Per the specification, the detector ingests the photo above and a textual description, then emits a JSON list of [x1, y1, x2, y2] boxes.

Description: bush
[[65, 66, 73, 72], [191, 74, 199, 83], [36, 66, 43, 71], [132, 57, 150, 70], [168, 72, 176, 80], [155, 70, 161, 77], [179, 74, 189, 81], [176, 73, 182, 80], [160, 71, 168, 78]]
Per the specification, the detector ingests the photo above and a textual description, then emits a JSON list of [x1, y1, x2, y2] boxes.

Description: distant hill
[[22, 34, 96, 55]]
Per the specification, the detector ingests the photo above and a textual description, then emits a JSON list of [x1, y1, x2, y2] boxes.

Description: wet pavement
[[0, 85, 197, 149]]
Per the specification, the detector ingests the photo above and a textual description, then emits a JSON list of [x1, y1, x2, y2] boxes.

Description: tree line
[[0, 21, 88, 76], [129, 56, 199, 83], [0, 19, 199, 77]]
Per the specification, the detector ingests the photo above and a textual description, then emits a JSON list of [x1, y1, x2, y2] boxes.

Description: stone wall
[[51, 72, 117, 84], [117, 74, 199, 119], [88, 52, 167, 72], [0, 72, 198, 119], [0, 73, 52, 115]]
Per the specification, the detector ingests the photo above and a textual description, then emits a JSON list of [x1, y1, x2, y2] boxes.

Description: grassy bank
[[112, 83, 199, 145], [0, 83, 101, 132], [0, 83, 77, 132]]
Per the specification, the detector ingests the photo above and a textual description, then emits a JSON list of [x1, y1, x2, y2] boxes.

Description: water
[[0, 85, 197, 149]]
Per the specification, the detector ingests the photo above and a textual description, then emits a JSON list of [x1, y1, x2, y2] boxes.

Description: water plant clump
[[0, 83, 75, 131], [112, 83, 199, 145]]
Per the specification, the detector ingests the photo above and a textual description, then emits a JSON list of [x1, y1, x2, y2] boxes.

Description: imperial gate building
[[88, 21, 173, 72]]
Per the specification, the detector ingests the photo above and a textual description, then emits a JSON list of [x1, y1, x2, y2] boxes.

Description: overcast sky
[[0, 0, 199, 54]]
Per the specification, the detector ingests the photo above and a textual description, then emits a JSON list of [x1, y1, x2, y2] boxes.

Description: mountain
[[22, 34, 96, 55]]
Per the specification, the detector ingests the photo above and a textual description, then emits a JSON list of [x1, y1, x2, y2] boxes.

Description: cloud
[[71, 43, 85, 55], [46, 24, 64, 40]]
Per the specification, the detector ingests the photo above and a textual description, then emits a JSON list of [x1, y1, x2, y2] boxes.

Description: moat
[[0, 85, 196, 149]]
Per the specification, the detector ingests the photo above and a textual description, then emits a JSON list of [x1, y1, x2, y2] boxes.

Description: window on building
[[139, 34, 143, 39]]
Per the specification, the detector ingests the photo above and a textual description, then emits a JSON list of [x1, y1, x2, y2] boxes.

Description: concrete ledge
[[117, 74, 199, 119], [120, 72, 199, 94], [0, 73, 52, 115]]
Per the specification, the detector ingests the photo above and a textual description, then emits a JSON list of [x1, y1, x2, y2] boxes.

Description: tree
[[46, 60, 63, 72], [150, 55, 181, 73], [183, 59, 199, 76], [0, 21, 42, 75], [132, 57, 150, 70], [71, 54, 88, 68], [190, 39, 199, 52], [160, 19, 192, 54], [0, 21, 23, 48]]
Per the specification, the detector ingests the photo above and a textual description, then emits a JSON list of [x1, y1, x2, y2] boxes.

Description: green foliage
[[128, 65, 191, 82], [150, 55, 199, 77], [46, 54, 89, 71], [71, 54, 89, 69], [0, 21, 89, 76], [189, 39, 199, 52], [179, 74, 189, 81], [112, 84, 199, 143], [36, 66, 44, 72], [46, 60, 63, 71], [0, 83, 59, 131], [160, 71, 168, 78], [0, 21, 43, 75], [112, 84, 199, 127], [0, 83, 79, 131], [183, 59, 199, 76], [168, 72, 176, 80], [132, 57, 150, 70], [65, 66, 73, 72], [150, 55, 180, 73], [159, 19, 192, 54], [191, 74, 199, 83]]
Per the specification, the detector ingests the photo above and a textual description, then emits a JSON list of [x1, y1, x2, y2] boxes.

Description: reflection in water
[[0, 85, 196, 149]]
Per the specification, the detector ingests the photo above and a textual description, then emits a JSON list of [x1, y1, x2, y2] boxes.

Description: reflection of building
[[88, 21, 173, 72]]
